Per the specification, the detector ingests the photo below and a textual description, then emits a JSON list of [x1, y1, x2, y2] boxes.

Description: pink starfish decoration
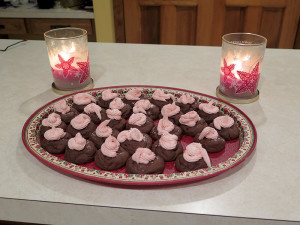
[[76, 56, 90, 84], [236, 62, 260, 94], [55, 54, 78, 78], [221, 58, 235, 82]]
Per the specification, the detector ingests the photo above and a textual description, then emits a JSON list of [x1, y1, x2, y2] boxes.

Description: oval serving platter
[[22, 85, 257, 186]]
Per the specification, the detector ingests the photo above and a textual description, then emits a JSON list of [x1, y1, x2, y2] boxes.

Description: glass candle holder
[[216, 33, 267, 103], [44, 28, 94, 94]]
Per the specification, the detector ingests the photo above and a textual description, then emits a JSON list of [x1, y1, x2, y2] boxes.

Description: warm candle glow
[[45, 28, 91, 91], [218, 33, 267, 102]]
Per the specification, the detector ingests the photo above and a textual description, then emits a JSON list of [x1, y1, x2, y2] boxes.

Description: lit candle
[[217, 33, 267, 103], [45, 28, 92, 91]]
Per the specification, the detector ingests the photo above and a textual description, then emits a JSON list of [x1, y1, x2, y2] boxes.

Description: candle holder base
[[216, 86, 259, 104], [52, 79, 95, 95]]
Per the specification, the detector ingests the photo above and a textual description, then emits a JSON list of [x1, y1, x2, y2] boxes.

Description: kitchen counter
[[0, 39, 299, 225], [0, 4, 94, 19]]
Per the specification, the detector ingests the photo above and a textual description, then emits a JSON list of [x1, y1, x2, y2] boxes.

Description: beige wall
[[93, 0, 115, 42]]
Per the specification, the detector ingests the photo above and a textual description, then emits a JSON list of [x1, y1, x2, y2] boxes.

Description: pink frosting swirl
[[198, 127, 218, 140], [128, 113, 147, 126], [101, 90, 118, 101], [183, 143, 211, 167], [84, 103, 102, 120], [199, 101, 219, 114], [125, 89, 142, 100], [70, 114, 91, 130], [159, 133, 178, 150], [106, 109, 122, 120], [152, 89, 174, 102], [96, 120, 113, 137], [101, 136, 120, 157], [133, 99, 151, 114], [117, 128, 143, 143], [73, 93, 96, 105], [161, 103, 180, 117], [213, 116, 234, 130], [132, 148, 156, 164], [44, 127, 66, 141], [68, 133, 86, 151], [177, 94, 195, 104], [157, 116, 175, 135], [42, 113, 62, 127], [179, 111, 200, 127], [109, 97, 125, 110], [54, 100, 70, 114]]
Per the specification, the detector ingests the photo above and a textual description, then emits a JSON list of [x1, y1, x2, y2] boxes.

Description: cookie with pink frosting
[[109, 97, 132, 119], [150, 116, 182, 141], [159, 102, 183, 125], [66, 114, 96, 138], [106, 109, 126, 131], [126, 148, 165, 174], [89, 120, 120, 149], [94, 136, 130, 171], [210, 115, 239, 141], [117, 128, 152, 155], [72, 93, 96, 113], [41, 127, 72, 154], [150, 89, 175, 109], [196, 100, 222, 124], [96, 89, 118, 109], [194, 127, 226, 153], [132, 99, 160, 120], [54, 100, 79, 124], [64, 133, 97, 165], [179, 111, 207, 137], [123, 88, 146, 107], [41, 112, 67, 136], [175, 142, 211, 172], [83, 103, 108, 124], [126, 113, 154, 134], [152, 133, 183, 162], [176, 93, 199, 114]]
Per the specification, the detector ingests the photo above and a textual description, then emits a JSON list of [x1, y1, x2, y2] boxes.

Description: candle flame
[[70, 43, 76, 53], [232, 60, 242, 79], [60, 51, 69, 61], [59, 43, 76, 60], [243, 55, 250, 61]]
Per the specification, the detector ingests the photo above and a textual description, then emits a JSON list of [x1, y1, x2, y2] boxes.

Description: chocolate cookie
[[89, 129, 120, 149], [41, 132, 72, 154], [180, 119, 207, 137], [41, 121, 67, 137], [66, 122, 96, 139], [196, 136, 226, 153], [176, 102, 199, 114], [97, 97, 114, 109], [126, 116, 155, 134], [56, 108, 79, 124], [175, 154, 209, 172], [126, 155, 165, 174], [210, 122, 239, 141], [120, 134, 152, 155], [64, 140, 96, 165], [95, 147, 130, 171], [197, 110, 222, 124], [152, 141, 183, 162], [150, 124, 182, 141], [107, 119, 126, 131], [83, 110, 108, 124]]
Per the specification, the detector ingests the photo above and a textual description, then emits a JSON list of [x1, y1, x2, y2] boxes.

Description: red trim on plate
[[22, 85, 257, 186]]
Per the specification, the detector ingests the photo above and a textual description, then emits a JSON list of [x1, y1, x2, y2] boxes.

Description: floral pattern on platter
[[22, 86, 256, 185]]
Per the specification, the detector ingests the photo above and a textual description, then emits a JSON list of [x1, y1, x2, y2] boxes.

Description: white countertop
[[0, 4, 94, 19], [0, 40, 299, 225]]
